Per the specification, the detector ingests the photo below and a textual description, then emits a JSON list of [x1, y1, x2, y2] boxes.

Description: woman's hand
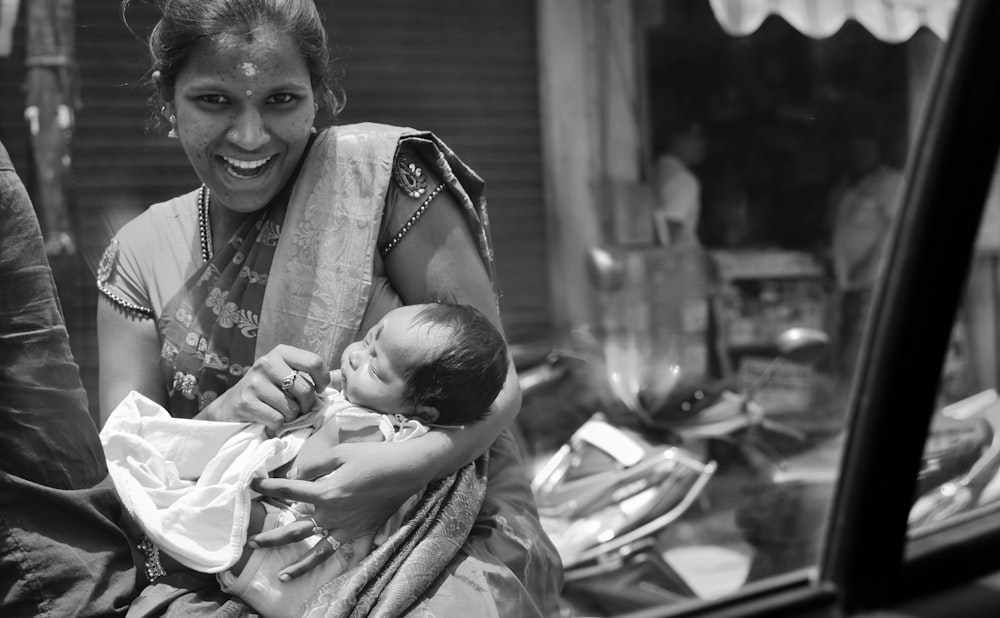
[[198, 344, 330, 433], [249, 440, 432, 579]]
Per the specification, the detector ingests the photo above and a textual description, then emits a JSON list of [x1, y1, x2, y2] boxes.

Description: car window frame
[[824, 0, 1000, 610], [618, 1, 1000, 616]]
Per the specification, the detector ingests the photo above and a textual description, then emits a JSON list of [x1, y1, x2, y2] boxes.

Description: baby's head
[[339, 303, 508, 425]]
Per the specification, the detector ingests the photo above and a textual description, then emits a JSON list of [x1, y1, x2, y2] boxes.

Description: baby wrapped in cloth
[[100, 388, 427, 618]]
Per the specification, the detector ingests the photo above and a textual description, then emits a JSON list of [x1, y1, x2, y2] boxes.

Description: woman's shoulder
[[133, 189, 200, 223], [324, 122, 417, 141], [114, 189, 200, 246]]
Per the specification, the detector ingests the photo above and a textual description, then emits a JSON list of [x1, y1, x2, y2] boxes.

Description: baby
[[101, 302, 508, 618]]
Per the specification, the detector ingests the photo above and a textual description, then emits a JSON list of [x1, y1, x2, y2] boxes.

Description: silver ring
[[279, 372, 298, 392]]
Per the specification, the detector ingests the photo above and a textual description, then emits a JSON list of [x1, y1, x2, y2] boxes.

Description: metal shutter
[[1, 1, 550, 419]]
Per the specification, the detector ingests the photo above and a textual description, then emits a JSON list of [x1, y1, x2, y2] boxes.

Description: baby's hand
[[328, 369, 344, 391]]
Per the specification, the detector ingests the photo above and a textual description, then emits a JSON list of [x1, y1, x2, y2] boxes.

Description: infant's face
[[339, 305, 447, 414]]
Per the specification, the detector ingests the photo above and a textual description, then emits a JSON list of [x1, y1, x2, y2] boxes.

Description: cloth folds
[[0, 139, 139, 617], [107, 124, 561, 617]]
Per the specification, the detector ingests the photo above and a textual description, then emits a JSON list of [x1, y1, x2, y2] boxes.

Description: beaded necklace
[[197, 185, 213, 262]]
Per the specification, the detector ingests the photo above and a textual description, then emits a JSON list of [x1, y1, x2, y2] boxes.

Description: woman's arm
[[250, 169, 522, 578], [279, 186, 517, 484], [379, 186, 521, 482], [97, 295, 167, 426]]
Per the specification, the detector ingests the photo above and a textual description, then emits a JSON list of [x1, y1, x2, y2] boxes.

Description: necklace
[[197, 185, 213, 262]]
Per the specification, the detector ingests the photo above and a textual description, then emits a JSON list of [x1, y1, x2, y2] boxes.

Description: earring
[[310, 126, 317, 134], [167, 114, 178, 139]]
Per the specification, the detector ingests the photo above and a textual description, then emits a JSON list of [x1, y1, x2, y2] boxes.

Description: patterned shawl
[[154, 123, 497, 617]]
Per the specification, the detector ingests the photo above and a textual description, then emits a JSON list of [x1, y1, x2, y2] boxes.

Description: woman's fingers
[[272, 344, 329, 392], [247, 516, 318, 548], [252, 477, 320, 505], [276, 533, 343, 581], [262, 345, 329, 420], [246, 511, 342, 580]]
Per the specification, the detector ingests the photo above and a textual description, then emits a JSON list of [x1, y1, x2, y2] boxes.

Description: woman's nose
[[226, 109, 270, 150]]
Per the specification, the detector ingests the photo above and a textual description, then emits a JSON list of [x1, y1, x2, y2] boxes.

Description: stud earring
[[167, 114, 178, 139], [310, 126, 317, 134]]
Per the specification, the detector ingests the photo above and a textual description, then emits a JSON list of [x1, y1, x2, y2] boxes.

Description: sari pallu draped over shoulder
[[256, 123, 498, 365], [278, 125, 559, 617], [239, 124, 559, 617], [129, 124, 560, 617]]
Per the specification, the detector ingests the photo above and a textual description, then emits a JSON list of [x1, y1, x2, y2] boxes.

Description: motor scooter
[[524, 245, 1000, 615], [518, 247, 835, 615], [525, 324, 832, 616]]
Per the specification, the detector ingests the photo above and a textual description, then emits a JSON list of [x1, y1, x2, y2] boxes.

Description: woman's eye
[[197, 94, 229, 105], [269, 93, 296, 105]]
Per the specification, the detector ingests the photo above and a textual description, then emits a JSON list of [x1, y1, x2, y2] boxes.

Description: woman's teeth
[[222, 155, 272, 178]]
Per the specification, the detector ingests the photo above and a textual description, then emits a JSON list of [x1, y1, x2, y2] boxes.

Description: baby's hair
[[402, 303, 508, 425]]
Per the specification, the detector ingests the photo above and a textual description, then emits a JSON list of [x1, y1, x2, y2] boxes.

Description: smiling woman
[[166, 27, 318, 222], [94, 0, 562, 615]]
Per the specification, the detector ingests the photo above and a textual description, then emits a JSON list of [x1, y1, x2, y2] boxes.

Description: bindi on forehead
[[213, 26, 286, 64]]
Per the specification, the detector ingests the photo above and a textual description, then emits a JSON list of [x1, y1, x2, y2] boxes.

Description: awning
[[707, 0, 959, 42]]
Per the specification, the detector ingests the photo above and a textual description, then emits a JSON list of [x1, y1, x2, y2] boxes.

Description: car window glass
[[908, 159, 1000, 534], [516, 2, 956, 614]]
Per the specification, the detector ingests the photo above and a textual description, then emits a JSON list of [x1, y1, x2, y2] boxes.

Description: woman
[[97, 0, 562, 615]]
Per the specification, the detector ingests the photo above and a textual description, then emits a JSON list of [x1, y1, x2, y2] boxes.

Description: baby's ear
[[412, 405, 440, 424]]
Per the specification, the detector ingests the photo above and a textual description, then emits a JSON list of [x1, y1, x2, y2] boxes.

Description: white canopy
[[707, 0, 958, 42]]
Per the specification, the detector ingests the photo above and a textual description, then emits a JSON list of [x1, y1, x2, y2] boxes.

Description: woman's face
[[171, 26, 316, 214]]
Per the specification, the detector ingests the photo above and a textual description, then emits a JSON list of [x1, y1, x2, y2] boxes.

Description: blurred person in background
[[829, 133, 904, 378]]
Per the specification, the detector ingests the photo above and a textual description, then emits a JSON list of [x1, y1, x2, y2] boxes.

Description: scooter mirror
[[586, 247, 628, 292], [776, 328, 829, 365]]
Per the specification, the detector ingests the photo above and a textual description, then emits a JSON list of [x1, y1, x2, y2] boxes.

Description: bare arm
[[251, 182, 522, 577], [97, 295, 166, 426], [383, 191, 519, 478]]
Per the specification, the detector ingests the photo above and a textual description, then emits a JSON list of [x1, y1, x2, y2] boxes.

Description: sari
[[103, 124, 562, 617]]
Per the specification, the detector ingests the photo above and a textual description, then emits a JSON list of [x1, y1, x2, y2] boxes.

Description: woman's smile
[[219, 154, 276, 179], [171, 26, 316, 214]]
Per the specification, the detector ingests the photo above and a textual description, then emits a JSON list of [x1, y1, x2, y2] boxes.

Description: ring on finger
[[279, 372, 298, 392]]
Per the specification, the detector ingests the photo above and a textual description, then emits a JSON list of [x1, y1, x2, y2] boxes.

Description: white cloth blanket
[[100, 389, 427, 574], [100, 391, 315, 573]]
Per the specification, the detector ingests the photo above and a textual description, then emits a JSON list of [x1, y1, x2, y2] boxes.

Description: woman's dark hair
[[121, 0, 345, 133], [402, 303, 509, 426]]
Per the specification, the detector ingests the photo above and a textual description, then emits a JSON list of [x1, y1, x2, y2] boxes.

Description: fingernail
[[286, 467, 298, 479], [279, 573, 290, 582], [248, 540, 259, 549]]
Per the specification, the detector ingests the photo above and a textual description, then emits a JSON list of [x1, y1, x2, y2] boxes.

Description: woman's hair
[[121, 0, 345, 133], [403, 303, 509, 426]]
